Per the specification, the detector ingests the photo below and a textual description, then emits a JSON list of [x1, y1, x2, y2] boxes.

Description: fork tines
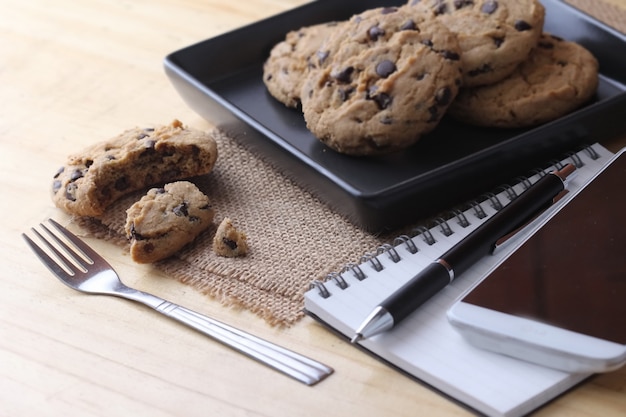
[[22, 219, 92, 277]]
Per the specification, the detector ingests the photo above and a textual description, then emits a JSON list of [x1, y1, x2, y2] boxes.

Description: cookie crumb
[[213, 218, 248, 258]]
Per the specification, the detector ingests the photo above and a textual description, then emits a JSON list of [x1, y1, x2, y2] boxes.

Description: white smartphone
[[448, 149, 626, 374]]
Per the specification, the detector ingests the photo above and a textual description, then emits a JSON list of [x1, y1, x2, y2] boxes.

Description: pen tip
[[351, 334, 363, 344]]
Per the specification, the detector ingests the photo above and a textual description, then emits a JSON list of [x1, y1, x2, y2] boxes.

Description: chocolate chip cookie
[[300, 6, 462, 156], [263, 21, 342, 108], [448, 34, 599, 128], [125, 181, 215, 264], [52, 120, 218, 217], [407, 0, 545, 87]]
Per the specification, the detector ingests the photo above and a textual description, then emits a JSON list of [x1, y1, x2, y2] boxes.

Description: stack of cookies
[[262, 0, 599, 156]]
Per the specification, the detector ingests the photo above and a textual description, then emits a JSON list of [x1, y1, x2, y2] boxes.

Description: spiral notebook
[[304, 143, 614, 417]]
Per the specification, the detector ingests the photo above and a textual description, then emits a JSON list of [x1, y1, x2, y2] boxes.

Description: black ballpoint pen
[[351, 163, 577, 343]]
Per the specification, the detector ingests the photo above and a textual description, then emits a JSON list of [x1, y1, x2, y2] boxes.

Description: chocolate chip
[[370, 92, 392, 110], [427, 106, 439, 123], [332, 66, 354, 83], [367, 85, 392, 109], [381, 7, 397, 14], [155, 187, 166, 194], [136, 133, 149, 140], [368, 25, 385, 41], [144, 139, 156, 149], [338, 87, 355, 102], [222, 237, 238, 250], [441, 50, 460, 61], [129, 223, 146, 241], [434, 0, 448, 15], [493, 36, 505, 48], [400, 20, 417, 31], [143, 128, 155, 132], [53, 166, 64, 179], [454, 0, 474, 9], [538, 40, 555, 49], [52, 180, 62, 193], [435, 87, 453, 106], [481, 0, 498, 14], [65, 183, 77, 201], [70, 169, 84, 181], [114, 177, 129, 191], [514, 20, 532, 31], [376, 60, 396, 78], [173, 202, 189, 217], [468, 63, 493, 76], [85, 160, 93, 168]]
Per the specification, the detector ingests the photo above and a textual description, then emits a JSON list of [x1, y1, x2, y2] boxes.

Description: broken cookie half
[[125, 181, 214, 263]]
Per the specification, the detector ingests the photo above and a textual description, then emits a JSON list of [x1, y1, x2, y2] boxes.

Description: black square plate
[[164, 0, 626, 232]]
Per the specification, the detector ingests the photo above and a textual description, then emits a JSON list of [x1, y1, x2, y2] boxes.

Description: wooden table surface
[[1, 1, 625, 416]]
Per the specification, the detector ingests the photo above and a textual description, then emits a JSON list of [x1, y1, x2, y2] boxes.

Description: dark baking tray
[[164, 0, 626, 233]]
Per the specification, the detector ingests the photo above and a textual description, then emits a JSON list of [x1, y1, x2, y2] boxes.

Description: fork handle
[[132, 293, 333, 385]]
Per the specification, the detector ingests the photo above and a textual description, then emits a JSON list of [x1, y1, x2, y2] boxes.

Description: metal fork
[[22, 219, 333, 385]]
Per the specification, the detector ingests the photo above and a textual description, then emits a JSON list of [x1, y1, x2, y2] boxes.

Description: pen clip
[[492, 188, 569, 253]]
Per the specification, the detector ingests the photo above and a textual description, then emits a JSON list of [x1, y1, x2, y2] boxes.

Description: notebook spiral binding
[[309, 144, 600, 299]]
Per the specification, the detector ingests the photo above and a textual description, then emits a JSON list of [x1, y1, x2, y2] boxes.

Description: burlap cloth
[[78, 0, 626, 327]]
